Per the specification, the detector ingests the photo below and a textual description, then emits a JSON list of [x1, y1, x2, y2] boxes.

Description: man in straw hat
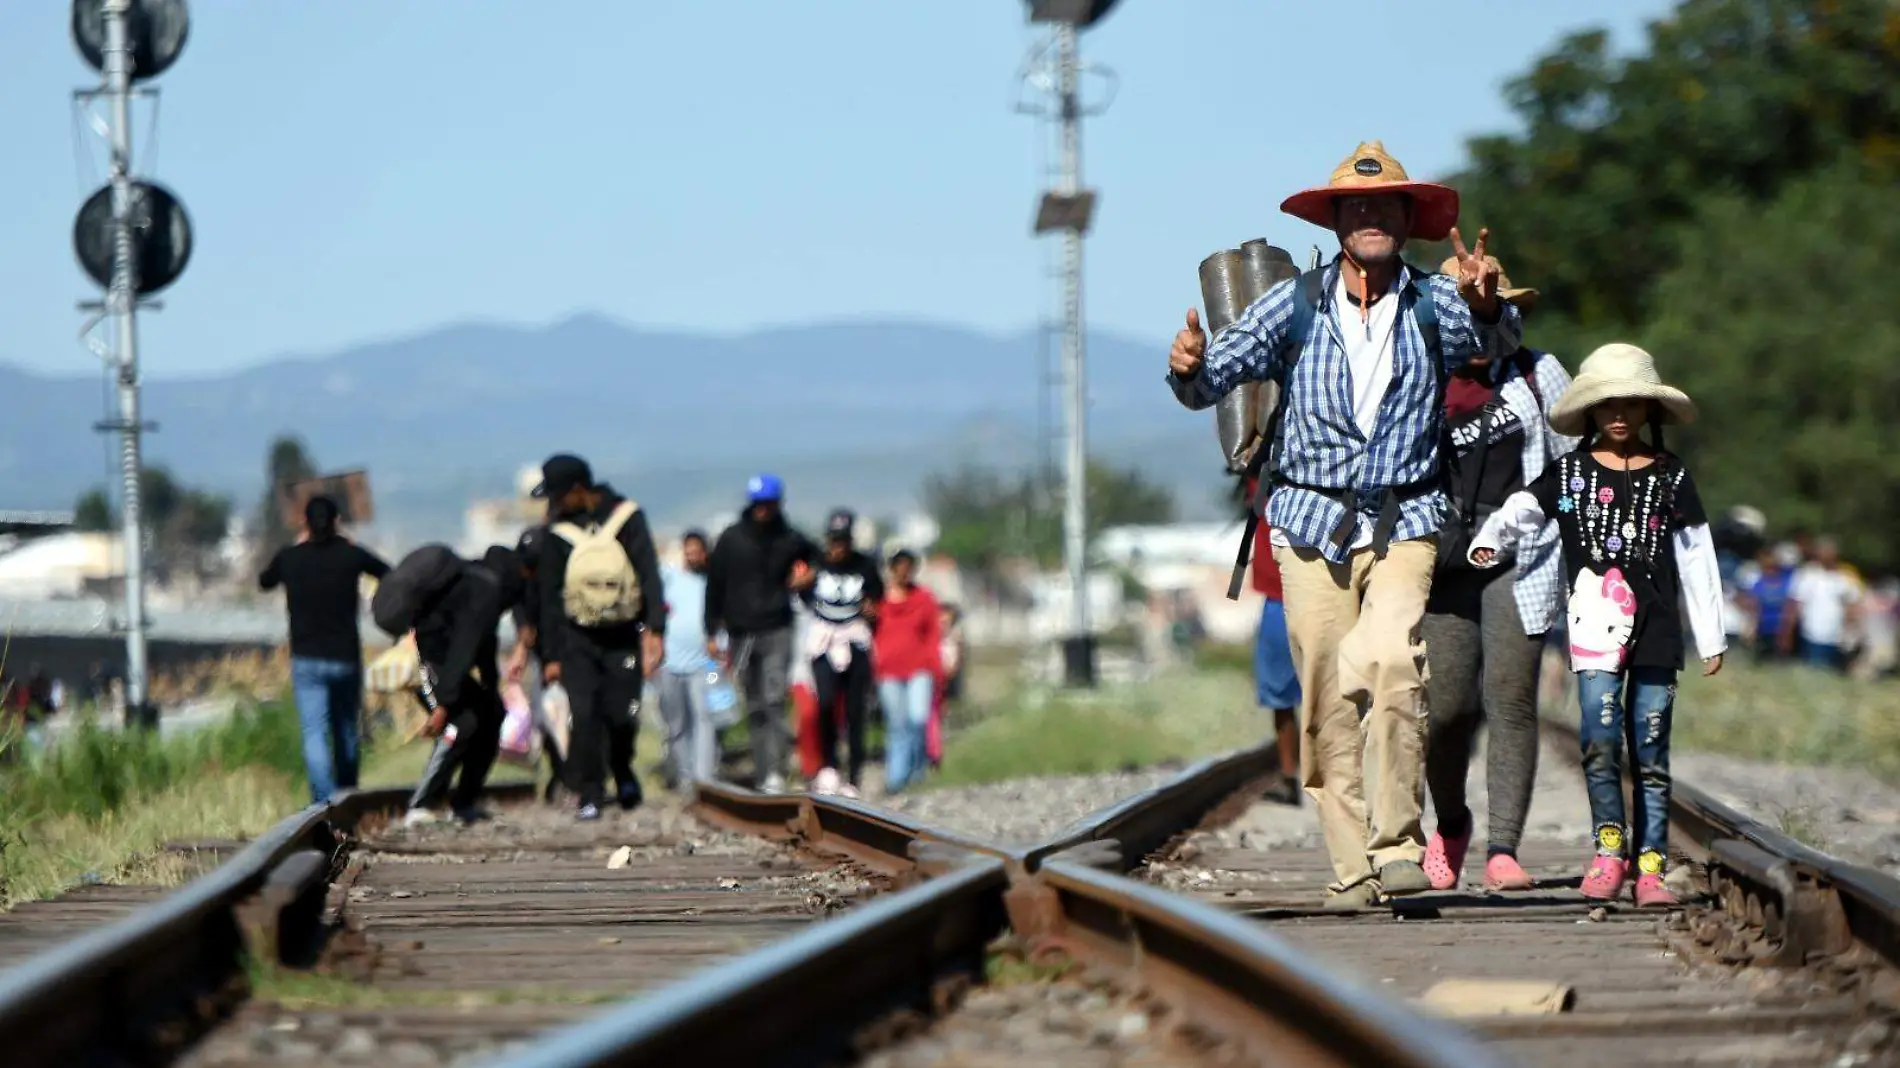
[[1418, 255, 1577, 894], [1165, 140, 1523, 907]]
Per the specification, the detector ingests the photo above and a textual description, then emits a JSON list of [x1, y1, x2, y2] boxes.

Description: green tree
[[924, 460, 1176, 578], [1419, 0, 1900, 567], [71, 467, 235, 582], [74, 489, 113, 532], [1644, 163, 1900, 571], [1438, 0, 1900, 335], [256, 435, 319, 555]]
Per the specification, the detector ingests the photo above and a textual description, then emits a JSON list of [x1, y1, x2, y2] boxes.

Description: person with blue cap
[[704, 473, 819, 792]]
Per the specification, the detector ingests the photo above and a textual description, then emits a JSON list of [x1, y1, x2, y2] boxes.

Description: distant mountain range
[[0, 315, 1233, 542]]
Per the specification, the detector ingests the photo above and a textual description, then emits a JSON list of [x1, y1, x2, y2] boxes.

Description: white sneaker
[[760, 772, 787, 794], [402, 809, 439, 828], [839, 783, 861, 800], [812, 768, 841, 796]]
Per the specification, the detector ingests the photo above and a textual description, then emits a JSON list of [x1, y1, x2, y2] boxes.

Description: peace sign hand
[[1449, 227, 1502, 318]]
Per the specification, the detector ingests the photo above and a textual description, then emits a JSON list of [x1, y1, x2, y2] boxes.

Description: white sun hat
[[1547, 342, 1697, 438]]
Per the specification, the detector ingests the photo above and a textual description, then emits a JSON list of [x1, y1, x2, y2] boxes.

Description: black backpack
[[371, 544, 467, 637], [1223, 264, 1445, 600]]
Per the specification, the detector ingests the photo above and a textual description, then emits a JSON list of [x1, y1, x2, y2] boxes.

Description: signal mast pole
[[102, 0, 153, 726]]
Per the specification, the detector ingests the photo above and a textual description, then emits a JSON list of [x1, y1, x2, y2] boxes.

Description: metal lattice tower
[[1015, 5, 1119, 687]]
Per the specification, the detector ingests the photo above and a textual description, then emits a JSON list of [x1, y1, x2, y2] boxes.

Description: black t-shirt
[[801, 551, 884, 626], [1531, 451, 1707, 670], [1446, 386, 1527, 518], [260, 539, 392, 662]]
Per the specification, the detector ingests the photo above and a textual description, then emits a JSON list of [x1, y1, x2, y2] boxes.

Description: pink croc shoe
[[1423, 828, 1469, 891], [1580, 855, 1629, 901], [1484, 853, 1536, 891], [1633, 873, 1677, 908]]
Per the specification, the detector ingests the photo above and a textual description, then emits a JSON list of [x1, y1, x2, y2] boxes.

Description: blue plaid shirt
[[1493, 351, 1578, 634], [1169, 258, 1523, 565]]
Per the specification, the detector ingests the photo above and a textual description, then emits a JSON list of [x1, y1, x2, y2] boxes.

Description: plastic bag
[[704, 667, 739, 729], [499, 681, 539, 766], [539, 681, 572, 759]]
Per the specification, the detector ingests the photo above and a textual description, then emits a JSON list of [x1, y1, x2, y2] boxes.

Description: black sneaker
[[1261, 773, 1302, 808], [452, 805, 493, 825], [617, 781, 644, 812], [576, 803, 602, 822]]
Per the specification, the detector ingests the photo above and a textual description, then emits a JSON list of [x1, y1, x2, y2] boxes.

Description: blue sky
[[0, 1, 1674, 378]]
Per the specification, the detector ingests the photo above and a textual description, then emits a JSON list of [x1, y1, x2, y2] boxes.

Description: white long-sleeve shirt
[[1471, 473, 1727, 671]]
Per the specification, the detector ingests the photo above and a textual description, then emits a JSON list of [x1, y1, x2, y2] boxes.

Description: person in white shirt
[[1788, 538, 1861, 671]]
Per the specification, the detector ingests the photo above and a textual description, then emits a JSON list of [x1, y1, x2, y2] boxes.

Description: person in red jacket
[[874, 550, 942, 793], [1249, 476, 1303, 806]]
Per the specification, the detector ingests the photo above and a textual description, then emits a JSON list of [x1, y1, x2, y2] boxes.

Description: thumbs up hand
[[1169, 308, 1207, 377]]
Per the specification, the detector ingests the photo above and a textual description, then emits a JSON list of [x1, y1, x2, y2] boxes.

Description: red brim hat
[[1279, 141, 1460, 243]]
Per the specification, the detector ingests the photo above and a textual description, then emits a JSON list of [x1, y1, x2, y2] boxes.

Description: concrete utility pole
[[1019, 1, 1118, 687]]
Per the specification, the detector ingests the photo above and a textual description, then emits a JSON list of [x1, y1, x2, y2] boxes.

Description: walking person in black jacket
[[532, 454, 667, 821], [373, 546, 525, 827], [704, 474, 818, 794], [260, 495, 392, 803], [503, 525, 574, 803]]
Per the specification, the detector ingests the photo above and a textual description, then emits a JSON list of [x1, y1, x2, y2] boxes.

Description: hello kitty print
[[1531, 451, 1708, 672], [1567, 567, 1637, 672]]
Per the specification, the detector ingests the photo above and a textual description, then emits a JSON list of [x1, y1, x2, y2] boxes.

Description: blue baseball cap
[[747, 474, 784, 503]]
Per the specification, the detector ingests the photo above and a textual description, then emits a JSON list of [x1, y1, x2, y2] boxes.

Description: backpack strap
[[599, 499, 640, 539], [1513, 348, 1544, 411], [550, 499, 640, 545], [1226, 268, 1325, 601], [1408, 272, 1442, 371]]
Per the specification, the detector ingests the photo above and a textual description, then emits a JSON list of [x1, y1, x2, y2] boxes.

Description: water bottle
[[704, 667, 739, 729]]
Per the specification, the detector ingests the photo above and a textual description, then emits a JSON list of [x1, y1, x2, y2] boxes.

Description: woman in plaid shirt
[[1417, 257, 1577, 893]]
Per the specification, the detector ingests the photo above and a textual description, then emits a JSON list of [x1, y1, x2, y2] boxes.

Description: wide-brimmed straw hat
[[1548, 343, 1697, 437], [1280, 141, 1460, 242], [1436, 253, 1538, 311]]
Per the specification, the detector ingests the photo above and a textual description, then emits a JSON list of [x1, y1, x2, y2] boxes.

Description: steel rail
[[509, 743, 1514, 1068], [690, 781, 1013, 877], [1024, 741, 1281, 872], [0, 780, 528, 1068], [1022, 854, 1513, 1068], [1539, 714, 1900, 970]]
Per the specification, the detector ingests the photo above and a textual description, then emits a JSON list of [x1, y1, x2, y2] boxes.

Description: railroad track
[[2, 725, 1897, 1067]]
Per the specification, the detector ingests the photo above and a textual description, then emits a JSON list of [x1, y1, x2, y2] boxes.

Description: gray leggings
[[1423, 566, 1545, 852]]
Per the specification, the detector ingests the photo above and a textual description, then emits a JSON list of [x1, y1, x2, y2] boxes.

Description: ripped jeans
[[1576, 668, 1677, 874]]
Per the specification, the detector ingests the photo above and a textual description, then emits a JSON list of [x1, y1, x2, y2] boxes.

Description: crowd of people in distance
[[1717, 518, 1897, 679], [260, 465, 966, 828]]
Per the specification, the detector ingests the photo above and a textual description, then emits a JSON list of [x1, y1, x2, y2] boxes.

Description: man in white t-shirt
[[1789, 537, 1860, 671], [1165, 141, 1521, 908]]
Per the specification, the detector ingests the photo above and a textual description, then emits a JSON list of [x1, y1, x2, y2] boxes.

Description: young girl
[[1469, 343, 1726, 907]]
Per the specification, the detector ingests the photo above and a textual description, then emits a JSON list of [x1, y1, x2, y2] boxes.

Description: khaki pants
[[1274, 536, 1437, 891]]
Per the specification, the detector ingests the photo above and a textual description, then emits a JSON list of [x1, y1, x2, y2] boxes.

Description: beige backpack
[[550, 500, 643, 628]]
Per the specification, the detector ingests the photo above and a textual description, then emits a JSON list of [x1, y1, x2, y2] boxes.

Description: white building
[[1096, 522, 1259, 645], [0, 533, 121, 600]]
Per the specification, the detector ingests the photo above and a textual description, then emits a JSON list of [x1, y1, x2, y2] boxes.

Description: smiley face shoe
[[1581, 824, 1630, 901]]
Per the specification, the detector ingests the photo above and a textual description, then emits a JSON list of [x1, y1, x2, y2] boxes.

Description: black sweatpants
[[562, 633, 642, 807], [409, 683, 504, 813], [811, 646, 871, 786]]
